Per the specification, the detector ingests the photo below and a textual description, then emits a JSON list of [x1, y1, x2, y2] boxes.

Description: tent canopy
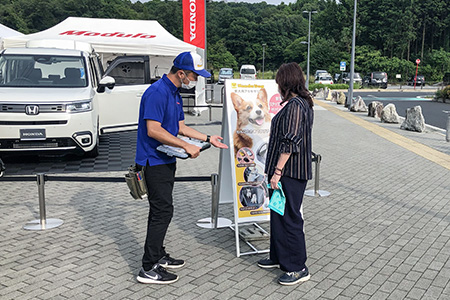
[[0, 23, 23, 39], [2, 17, 196, 56]]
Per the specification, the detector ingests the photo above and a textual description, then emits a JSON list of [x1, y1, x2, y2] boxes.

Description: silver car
[[343, 72, 362, 84], [218, 68, 234, 84]]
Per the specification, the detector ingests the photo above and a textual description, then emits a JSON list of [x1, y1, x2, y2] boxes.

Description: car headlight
[[66, 101, 92, 113]]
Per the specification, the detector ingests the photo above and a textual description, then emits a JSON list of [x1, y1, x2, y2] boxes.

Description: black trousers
[[269, 176, 308, 272], [141, 162, 176, 270]]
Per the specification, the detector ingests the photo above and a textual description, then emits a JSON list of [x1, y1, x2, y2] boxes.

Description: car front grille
[[0, 103, 65, 113]]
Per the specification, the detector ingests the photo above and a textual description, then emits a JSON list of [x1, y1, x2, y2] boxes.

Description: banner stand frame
[[230, 222, 269, 257]]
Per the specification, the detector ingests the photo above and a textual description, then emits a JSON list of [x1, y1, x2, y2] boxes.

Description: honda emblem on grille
[[25, 105, 40, 115]]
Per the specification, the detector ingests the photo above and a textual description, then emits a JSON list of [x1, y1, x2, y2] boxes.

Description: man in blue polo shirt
[[135, 51, 227, 284]]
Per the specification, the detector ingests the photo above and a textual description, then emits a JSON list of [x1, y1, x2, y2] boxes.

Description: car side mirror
[[97, 76, 115, 93]]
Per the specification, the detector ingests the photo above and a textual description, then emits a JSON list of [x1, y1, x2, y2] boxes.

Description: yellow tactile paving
[[315, 99, 450, 171]]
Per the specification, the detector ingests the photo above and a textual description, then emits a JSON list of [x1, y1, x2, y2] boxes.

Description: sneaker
[[278, 267, 311, 285], [136, 264, 178, 284], [158, 254, 185, 269], [257, 258, 279, 269]]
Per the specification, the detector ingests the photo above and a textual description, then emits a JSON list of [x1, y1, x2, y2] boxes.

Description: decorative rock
[[400, 105, 426, 132], [331, 91, 338, 102], [368, 101, 384, 118], [381, 104, 399, 123], [325, 88, 333, 101], [336, 91, 346, 105], [315, 88, 325, 99], [350, 96, 368, 112]]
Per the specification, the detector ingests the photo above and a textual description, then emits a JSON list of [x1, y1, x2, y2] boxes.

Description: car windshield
[[241, 68, 255, 74], [320, 76, 332, 81], [0, 54, 87, 88], [372, 72, 386, 79], [220, 69, 233, 75]]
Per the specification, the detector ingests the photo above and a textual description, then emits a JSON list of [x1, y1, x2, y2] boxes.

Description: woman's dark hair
[[276, 62, 313, 107]]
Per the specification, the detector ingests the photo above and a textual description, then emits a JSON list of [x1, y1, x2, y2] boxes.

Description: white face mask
[[181, 71, 197, 89]]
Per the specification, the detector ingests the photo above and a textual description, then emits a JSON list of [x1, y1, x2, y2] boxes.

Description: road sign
[[416, 59, 421, 64], [340, 61, 346, 71]]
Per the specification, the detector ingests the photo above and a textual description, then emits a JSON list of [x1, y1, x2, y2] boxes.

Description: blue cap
[[173, 51, 211, 77]]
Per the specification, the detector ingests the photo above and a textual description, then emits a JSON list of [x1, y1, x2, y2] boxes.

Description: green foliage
[[435, 86, 450, 100], [207, 40, 238, 70], [0, 0, 449, 81]]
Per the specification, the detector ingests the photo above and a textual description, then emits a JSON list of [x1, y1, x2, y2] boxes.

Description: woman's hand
[[270, 173, 281, 189]]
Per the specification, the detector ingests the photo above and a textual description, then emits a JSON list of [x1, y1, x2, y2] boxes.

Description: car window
[[0, 54, 87, 88], [241, 68, 256, 74], [372, 72, 386, 79], [106, 60, 145, 85], [220, 69, 233, 75]]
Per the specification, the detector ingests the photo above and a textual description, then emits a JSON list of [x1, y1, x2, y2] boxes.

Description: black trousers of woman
[[269, 175, 308, 272], [141, 162, 176, 271]]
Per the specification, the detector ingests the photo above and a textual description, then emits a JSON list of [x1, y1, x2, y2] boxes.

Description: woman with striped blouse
[[257, 62, 314, 286]]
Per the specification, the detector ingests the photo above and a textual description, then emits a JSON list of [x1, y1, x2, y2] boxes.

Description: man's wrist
[[205, 135, 211, 143]]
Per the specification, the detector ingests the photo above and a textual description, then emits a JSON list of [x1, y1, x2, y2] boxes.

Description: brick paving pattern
[[1, 100, 449, 299]]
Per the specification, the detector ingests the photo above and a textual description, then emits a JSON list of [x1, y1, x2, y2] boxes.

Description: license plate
[[20, 128, 46, 141]]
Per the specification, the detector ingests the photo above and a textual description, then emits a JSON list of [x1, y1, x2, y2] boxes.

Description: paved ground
[[1, 97, 449, 300]]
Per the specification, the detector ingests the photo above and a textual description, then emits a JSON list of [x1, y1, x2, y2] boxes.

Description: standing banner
[[182, 0, 205, 49], [221, 79, 283, 225]]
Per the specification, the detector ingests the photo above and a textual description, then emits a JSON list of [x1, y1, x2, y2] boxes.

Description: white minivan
[[240, 64, 257, 80], [0, 43, 150, 157]]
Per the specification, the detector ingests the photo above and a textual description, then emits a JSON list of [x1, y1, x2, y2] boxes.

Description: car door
[[97, 56, 149, 134]]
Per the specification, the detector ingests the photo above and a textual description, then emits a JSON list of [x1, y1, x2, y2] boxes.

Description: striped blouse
[[264, 96, 314, 180]]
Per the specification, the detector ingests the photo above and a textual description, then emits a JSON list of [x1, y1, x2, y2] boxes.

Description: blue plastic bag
[[267, 182, 285, 216]]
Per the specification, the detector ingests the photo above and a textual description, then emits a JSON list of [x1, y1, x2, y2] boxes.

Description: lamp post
[[262, 43, 266, 79], [347, 0, 357, 107], [302, 10, 317, 90]]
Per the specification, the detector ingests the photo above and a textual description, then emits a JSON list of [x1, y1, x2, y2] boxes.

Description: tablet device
[[157, 136, 211, 159]]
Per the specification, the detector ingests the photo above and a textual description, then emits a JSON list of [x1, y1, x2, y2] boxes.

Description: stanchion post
[[313, 154, 321, 196], [37, 173, 47, 227], [196, 173, 232, 229], [305, 153, 330, 197], [209, 105, 212, 122], [23, 173, 64, 231], [211, 173, 219, 228]]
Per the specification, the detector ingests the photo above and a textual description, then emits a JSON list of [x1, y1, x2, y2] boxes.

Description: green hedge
[[309, 83, 349, 90]]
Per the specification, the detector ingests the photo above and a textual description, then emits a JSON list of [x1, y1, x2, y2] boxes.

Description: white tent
[[2, 17, 207, 113], [2, 17, 195, 56], [0, 23, 23, 39]]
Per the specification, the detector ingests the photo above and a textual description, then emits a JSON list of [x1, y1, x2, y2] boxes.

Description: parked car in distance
[[334, 73, 341, 83], [407, 75, 425, 86], [240, 64, 257, 79], [342, 72, 362, 84], [315, 70, 328, 79], [315, 75, 333, 85], [218, 68, 234, 84], [363, 71, 388, 89]]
